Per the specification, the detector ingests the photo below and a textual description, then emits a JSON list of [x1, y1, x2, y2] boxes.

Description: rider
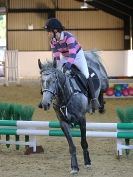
[[43, 18, 99, 112]]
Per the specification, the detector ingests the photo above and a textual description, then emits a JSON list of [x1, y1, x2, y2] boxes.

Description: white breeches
[[57, 49, 89, 79]]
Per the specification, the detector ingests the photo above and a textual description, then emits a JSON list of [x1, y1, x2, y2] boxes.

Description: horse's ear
[[38, 59, 43, 69]]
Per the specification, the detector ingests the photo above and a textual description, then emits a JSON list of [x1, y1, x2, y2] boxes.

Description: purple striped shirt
[[50, 31, 81, 64]]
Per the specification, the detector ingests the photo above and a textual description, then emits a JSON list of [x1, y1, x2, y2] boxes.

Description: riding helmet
[[44, 18, 65, 32]]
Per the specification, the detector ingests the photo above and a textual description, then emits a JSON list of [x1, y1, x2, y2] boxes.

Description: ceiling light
[[80, 1, 89, 9]]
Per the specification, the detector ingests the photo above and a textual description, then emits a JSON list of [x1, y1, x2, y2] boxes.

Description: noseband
[[42, 88, 56, 96]]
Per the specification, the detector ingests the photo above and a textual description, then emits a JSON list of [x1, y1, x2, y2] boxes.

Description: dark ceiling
[[75, 0, 133, 20]]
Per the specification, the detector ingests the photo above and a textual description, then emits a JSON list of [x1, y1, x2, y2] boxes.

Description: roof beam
[[8, 8, 98, 13], [117, 0, 133, 9], [87, 0, 127, 19], [101, 0, 133, 16], [96, 0, 130, 16], [113, 0, 133, 10]]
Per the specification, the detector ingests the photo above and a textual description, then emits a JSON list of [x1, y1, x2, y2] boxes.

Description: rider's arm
[[66, 33, 81, 65], [50, 42, 60, 61]]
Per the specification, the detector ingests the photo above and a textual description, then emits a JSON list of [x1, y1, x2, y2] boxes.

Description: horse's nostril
[[43, 103, 51, 110], [43, 105, 48, 110]]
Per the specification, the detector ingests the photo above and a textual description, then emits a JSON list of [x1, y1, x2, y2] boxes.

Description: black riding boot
[[87, 77, 100, 112]]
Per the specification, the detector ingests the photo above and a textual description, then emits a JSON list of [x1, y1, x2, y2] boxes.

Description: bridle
[[41, 72, 58, 98], [40, 69, 69, 105]]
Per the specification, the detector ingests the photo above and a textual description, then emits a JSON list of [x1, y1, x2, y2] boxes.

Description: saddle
[[70, 65, 100, 97]]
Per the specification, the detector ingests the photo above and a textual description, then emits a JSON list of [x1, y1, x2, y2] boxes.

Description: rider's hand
[[63, 62, 72, 73], [53, 59, 57, 68]]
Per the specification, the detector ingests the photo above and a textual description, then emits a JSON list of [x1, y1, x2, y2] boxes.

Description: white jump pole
[[17, 121, 117, 129]]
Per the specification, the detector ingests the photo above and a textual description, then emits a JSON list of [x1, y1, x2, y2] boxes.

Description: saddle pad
[[69, 66, 100, 96]]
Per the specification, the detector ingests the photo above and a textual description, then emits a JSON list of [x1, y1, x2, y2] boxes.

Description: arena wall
[[17, 50, 133, 79]]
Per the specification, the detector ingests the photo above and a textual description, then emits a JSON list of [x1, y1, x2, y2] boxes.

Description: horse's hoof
[[84, 164, 92, 170], [70, 169, 78, 175], [99, 109, 105, 113]]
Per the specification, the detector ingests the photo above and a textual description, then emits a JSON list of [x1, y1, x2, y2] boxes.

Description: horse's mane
[[41, 62, 64, 78], [41, 62, 54, 71], [40, 62, 58, 76]]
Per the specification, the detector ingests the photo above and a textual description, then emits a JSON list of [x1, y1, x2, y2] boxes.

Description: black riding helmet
[[44, 18, 65, 32]]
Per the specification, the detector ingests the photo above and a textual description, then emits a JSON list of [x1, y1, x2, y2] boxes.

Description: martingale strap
[[53, 103, 71, 123]]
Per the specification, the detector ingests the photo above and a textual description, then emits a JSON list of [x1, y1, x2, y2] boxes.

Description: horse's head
[[38, 59, 58, 110]]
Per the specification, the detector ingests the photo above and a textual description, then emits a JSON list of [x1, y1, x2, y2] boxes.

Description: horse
[[38, 50, 109, 175]]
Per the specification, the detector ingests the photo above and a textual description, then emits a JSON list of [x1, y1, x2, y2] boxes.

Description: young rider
[[44, 18, 99, 112]]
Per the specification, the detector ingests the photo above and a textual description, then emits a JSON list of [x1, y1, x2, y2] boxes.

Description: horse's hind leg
[[79, 118, 91, 168], [60, 121, 79, 175]]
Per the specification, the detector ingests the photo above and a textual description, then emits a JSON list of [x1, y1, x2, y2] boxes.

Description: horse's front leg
[[79, 118, 91, 168], [60, 121, 79, 175]]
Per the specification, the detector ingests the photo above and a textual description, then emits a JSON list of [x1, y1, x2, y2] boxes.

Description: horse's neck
[[56, 73, 73, 104]]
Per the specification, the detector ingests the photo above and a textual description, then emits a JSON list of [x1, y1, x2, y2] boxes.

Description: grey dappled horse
[[38, 51, 108, 175]]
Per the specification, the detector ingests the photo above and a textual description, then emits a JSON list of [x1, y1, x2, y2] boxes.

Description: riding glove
[[63, 62, 72, 73]]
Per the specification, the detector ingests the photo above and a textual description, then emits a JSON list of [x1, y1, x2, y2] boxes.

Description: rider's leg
[[73, 49, 100, 112], [87, 76, 100, 111]]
